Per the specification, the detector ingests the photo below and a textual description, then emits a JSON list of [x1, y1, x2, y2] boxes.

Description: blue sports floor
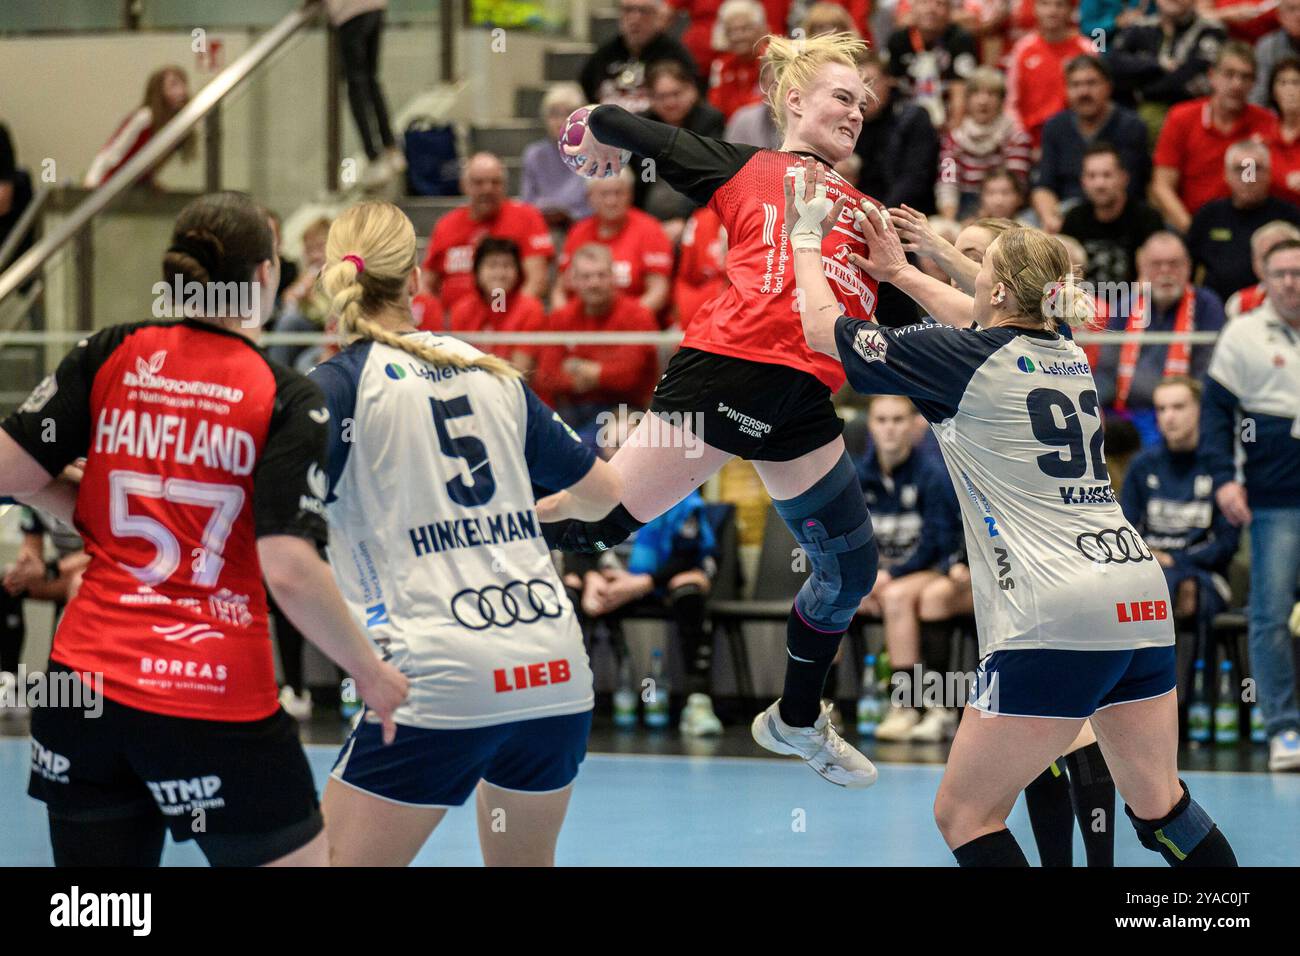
[[1, 739, 1297, 865]]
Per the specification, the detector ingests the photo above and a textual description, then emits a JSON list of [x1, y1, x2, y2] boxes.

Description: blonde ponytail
[[761, 32, 869, 135], [990, 227, 1096, 330], [320, 201, 520, 379]]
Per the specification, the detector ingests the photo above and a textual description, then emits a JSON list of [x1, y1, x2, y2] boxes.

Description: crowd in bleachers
[[2, 0, 1297, 761]]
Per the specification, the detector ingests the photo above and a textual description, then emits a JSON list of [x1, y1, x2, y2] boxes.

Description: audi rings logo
[[1075, 528, 1154, 564], [451, 580, 564, 630]]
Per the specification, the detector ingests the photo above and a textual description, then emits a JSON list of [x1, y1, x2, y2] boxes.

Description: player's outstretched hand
[[889, 204, 945, 259], [783, 157, 848, 250], [847, 197, 909, 284], [356, 659, 410, 745]]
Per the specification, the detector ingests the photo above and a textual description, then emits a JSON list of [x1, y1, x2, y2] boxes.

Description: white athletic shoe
[[1269, 730, 1300, 771], [679, 692, 723, 737], [361, 155, 396, 188], [279, 686, 313, 721], [874, 705, 921, 741], [908, 708, 957, 743], [751, 699, 878, 789], [383, 146, 408, 176]]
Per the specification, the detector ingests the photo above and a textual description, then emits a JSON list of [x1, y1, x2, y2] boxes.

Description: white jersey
[[310, 334, 597, 728], [837, 318, 1174, 656]]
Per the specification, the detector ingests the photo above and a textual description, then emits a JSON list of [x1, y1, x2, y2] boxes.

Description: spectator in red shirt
[[419, 152, 553, 311], [534, 244, 660, 434], [1268, 56, 1300, 204], [84, 65, 195, 188], [707, 0, 768, 120], [1207, 0, 1280, 43], [936, 67, 1033, 221], [557, 169, 674, 319], [1005, 0, 1096, 149], [1151, 42, 1279, 232], [448, 237, 547, 376], [1224, 218, 1300, 317], [672, 207, 729, 334]]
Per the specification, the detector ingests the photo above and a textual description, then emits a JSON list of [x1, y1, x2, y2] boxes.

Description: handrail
[[0, 186, 48, 273], [0, 329, 1231, 348], [0, 1, 322, 307]]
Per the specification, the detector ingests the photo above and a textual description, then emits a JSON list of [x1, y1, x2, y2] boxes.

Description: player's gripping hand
[[562, 112, 629, 180], [847, 194, 908, 284], [355, 658, 410, 745], [783, 158, 848, 251]]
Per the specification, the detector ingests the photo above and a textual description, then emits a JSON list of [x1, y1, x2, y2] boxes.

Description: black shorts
[[29, 665, 322, 866], [650, 348, 843, 461]]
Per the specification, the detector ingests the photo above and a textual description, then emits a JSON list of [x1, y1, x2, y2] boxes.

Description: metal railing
[[0, 2, 323, 308]]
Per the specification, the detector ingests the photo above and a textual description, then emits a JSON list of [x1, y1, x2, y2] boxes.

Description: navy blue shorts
[[330, 709, 593, 807], [969, 646, 1177, 719]]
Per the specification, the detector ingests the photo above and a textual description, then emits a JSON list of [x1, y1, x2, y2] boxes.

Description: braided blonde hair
[[990, 227, 1095, 330], [320, 201, 519, 378]]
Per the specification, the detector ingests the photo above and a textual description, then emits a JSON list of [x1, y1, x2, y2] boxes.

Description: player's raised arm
[[562, 104, 757, 206], [849, 203, 980, 329]]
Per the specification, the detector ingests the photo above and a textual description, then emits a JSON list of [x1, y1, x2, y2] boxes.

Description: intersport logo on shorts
[[123, 350, 245, 404]]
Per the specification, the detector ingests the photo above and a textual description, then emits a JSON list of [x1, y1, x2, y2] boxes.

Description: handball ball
[[558, 106, 632, 178]]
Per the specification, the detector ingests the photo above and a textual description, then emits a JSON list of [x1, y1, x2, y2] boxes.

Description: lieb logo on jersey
[[493, 659, 572, 693], [1116, 600, 1168, 623]]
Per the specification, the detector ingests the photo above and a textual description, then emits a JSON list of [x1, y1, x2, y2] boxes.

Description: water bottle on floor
[[857, 654, 883, 737], [1214, 659, 1239, 746], [857, 655, 882, 736], [1187, 659, 1211, 744], [1250, 704, 1267, 744], [613, 654, 637, 729], [644, 648, 670, 728]]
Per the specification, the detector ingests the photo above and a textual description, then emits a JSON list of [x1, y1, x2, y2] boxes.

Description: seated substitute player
[[853, 394, 963, 744], [786, 158, 1237, 866], [0, 191, 407, 867], [571, 488, 723, 737], [309, 202, 622, 867], [1120, 375, 1241, 645]]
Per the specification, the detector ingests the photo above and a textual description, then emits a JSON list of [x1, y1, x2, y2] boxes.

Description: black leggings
[[338, 9, 395, 160], [269, 594, 305, 693]]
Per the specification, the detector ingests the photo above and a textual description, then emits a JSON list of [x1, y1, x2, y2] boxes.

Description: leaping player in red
[[542, 32, 884, 787]]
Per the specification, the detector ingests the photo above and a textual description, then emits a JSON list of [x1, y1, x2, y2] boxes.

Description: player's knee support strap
[[773, 452, 877, 633], [1125, 780, 1214, 864]]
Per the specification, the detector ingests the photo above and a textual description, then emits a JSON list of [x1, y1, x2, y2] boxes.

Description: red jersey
[[421, 200, 554, 314], [1210, 0, 1278, 41], [1154, 99, 1280, 217], [1270, 129, 1300, 207], [692, 151, 880, 390], [668, 0, 794, 78], [412, 292, 445, 332], [1, 320, 330, 721], [708, 53, 764, 120], [588, 106, 882, 391], [558, 209, 673, 303], [1005, 32, 1095, 149], [532, 294, 660, 408], [673, 207, 729, 336], [447, 290, 546, 360]]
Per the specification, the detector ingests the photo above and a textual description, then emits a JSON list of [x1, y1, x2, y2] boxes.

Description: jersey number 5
[[108, 470, 245, 587], [430, 395, 497, 506], [1026, 387, 1109, 481]]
